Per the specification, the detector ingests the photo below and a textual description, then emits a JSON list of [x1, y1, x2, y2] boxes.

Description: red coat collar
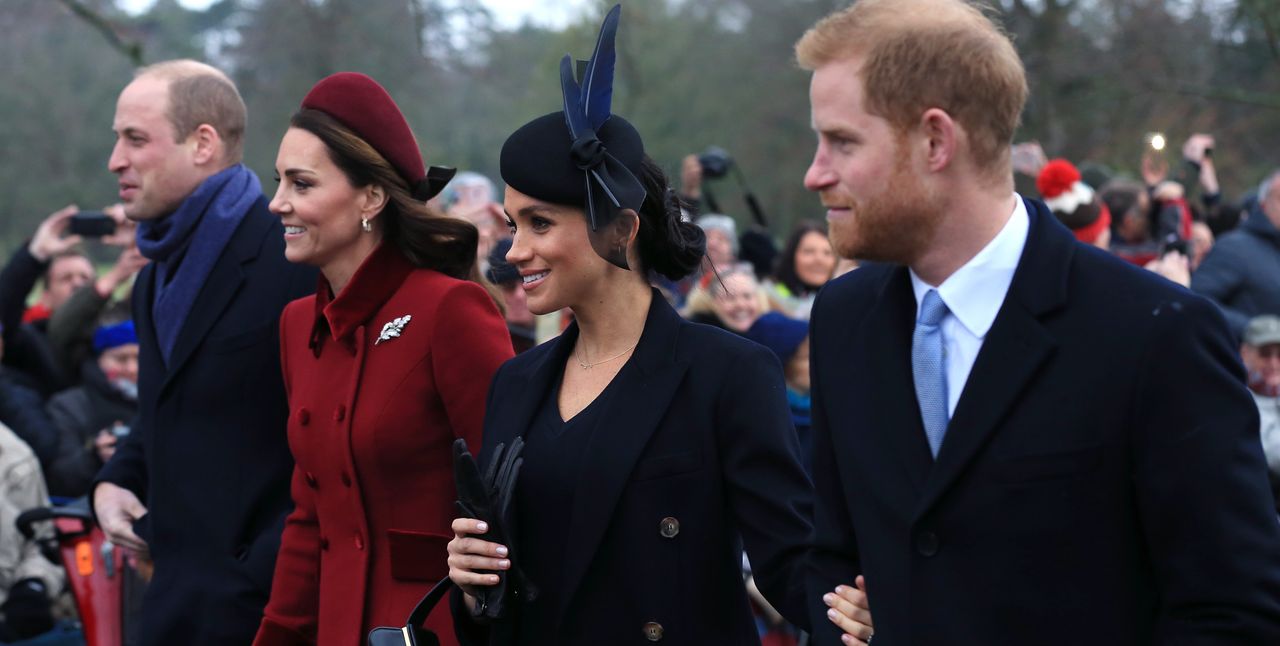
[[311, 242, 414, 347]]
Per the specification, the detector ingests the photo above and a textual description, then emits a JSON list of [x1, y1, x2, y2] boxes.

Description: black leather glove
[[1, 577, 53, 639], [453, 437, 536, 620]]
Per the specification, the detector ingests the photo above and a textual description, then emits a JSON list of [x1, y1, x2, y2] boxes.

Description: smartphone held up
[[68, 211, 117, 237]]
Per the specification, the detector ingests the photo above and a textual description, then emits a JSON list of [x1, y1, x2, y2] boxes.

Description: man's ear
[[919, 108, 958, 173], [190, 124, 222, 166]]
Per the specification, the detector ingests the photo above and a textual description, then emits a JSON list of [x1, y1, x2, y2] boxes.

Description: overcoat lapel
[[914, 199, 1072, 517], [161, 213, 265, 393], [133, 264, 165, 381], [859, 267, 934, 493], [554, 295, 690, 625]]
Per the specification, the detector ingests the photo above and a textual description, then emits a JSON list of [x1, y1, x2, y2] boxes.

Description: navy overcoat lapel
[[855, 267, 935, 494], [915, 199, 1072, 517]]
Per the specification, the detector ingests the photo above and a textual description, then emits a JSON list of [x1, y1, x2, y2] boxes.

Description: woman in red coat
[[251, 73, 513, 646]]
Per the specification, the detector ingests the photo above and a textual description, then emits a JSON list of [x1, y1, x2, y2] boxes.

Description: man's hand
[[93, 481, 149, 554], [1182, 134, 1214, 164], [1145, 251, 1191, 288], [96, 246, 148, 299], [1141, 151, 1168, 188], [1011, 141, 1048, 177], [27, 206, 83, 262], [824, 575, 874, 645], [99, 204, 138, 248], [680, 154, 703, 200], [94, 429, 119, 464]]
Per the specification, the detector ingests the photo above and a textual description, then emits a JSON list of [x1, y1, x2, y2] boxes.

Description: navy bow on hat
[[558, 5, 647, 235]]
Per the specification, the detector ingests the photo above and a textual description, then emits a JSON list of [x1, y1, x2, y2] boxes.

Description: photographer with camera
[[45, 206, 146, 382], [0, 205, 138, 398], [44, 303, 139, 499]]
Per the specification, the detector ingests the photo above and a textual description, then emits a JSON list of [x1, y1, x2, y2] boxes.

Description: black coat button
[[916, 531, 940, 557], [297, 408, 310, 426], [304, 472, 318, 489], [642, 621, 664, 641], [341, 472, 353, 488], [319, 536, 329, 551], [659, 517, 679, 539]]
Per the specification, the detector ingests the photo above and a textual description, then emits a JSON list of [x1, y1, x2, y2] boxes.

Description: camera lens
[[698, 146, 732, 179]]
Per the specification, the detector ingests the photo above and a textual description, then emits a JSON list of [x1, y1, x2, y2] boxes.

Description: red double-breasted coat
[[253, 243, 512, 646]]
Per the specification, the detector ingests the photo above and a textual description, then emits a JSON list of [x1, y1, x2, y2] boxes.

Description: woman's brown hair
[[291, 109, 504, 312]]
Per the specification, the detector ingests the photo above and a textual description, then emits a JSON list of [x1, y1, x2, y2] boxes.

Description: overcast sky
[[117, 0, 592, 30]]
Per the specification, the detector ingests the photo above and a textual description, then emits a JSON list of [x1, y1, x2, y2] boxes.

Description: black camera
[[1161, 234, 1190, 258], [69, 211, 117, 237], [697, 146, 732, 180]]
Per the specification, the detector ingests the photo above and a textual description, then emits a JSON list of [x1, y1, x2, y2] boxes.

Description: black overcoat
[[806, 198, 1280, 645], [95, 197, 315, 645], [455, 293, 813, 645]]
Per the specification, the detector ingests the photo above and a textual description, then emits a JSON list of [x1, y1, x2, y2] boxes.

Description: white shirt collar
[[910, 195, 1029, 339]]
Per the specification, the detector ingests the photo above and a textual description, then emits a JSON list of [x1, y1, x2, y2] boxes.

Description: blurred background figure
[[485, 238, 537, 353], [45, 304, 139, 499], [0, 420, 64, 642], [1037, 159, 1111, 250], [684, 263, 769, 333], [1102, 179, 1159, 266], [1192, 169, 1280, 339], [697, 213, 739, 278], [745, 311, 813, 474], [1241, 314, 1280, 513], [444, 171, 506, 272], [765, 220, 836, 320]]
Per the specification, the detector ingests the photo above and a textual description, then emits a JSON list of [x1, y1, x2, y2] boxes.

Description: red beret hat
[[300, 72, 453, 200]]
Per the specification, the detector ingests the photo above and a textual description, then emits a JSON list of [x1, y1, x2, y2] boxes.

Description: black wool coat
[[95, 197, 316, 646]]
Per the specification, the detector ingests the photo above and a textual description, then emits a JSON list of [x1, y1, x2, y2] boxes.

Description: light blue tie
[[913, 289, 950, 457]]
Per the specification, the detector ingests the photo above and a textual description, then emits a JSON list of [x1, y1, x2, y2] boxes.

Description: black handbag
[[366, 578, 454, 646]]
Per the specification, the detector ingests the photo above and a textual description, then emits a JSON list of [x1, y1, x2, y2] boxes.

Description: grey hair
[[1260, 170, 1280, 203], [695, 213, 739, 255]]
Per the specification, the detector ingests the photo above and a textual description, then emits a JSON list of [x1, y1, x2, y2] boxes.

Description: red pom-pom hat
[[1036, 158, 1094, 215]]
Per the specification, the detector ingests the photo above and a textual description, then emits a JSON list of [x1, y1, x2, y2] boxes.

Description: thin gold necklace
[[576, 341, 638, 369]]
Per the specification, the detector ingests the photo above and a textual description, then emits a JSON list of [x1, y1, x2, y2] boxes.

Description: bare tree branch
[[58, 0, 144, 66]]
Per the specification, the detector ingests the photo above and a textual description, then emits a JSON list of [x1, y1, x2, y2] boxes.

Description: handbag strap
[[407, 577, 456, 628]]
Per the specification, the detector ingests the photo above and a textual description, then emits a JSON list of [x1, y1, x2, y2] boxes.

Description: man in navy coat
[[92, 60, 314, 645], [797, 1, 1280, 644]]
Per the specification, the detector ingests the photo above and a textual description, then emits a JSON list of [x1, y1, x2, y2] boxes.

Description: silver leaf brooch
[[375, 315, 412, 345]]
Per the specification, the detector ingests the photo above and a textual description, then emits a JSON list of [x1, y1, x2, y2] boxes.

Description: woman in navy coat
[[446, 7, 813, 645]]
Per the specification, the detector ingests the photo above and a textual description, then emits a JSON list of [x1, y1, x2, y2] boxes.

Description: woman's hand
[[447, 518, 511, 601], [824, 575, 874, 644]]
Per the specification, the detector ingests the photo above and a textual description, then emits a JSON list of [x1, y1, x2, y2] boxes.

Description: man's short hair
[[135, 59, 247, 163], [42, 249, 90, 289], [795, 0, 1027, 172]]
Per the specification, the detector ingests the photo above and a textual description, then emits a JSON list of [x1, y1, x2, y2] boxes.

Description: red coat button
[[334, 405, 346, 422], [297, 408, 310, 426], [319, 536, 329, 551], [354, 533, 365, 550], [341, 472, 353, 488], [304, 472, 317, 489]]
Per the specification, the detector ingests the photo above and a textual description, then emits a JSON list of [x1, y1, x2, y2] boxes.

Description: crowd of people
[[0, 0, 1279, 644]]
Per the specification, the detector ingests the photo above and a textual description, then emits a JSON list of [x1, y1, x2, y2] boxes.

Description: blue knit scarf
[[136, 164, 261, 365]]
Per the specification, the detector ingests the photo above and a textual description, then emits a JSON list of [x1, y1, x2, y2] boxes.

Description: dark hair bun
[[636, 156, 706, 280]]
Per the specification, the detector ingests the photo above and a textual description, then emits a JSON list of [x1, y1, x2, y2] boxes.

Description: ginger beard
[[825, 136, 946, 266]]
